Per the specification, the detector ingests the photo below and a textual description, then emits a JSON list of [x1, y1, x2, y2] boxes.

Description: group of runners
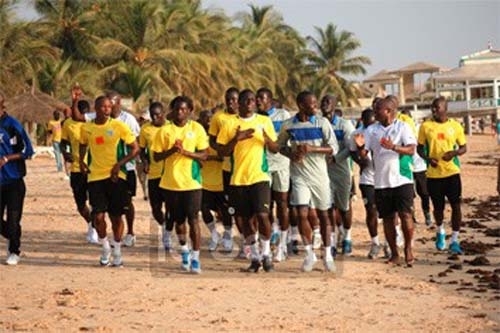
[[0, 87, 468, 273]]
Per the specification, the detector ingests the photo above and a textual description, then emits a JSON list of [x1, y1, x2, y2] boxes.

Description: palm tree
[[307, 23, 371, 106]]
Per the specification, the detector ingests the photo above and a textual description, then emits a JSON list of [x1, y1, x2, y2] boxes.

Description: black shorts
[[88, 178, 130, 216], [222, 170, 234, 216], [359, 184, 375, 209], [126, 170, 137, 197], [413, 171, 429, 198], [148, 178, 164, 210], [427, 174, 462, 211], [70, 172, 89, 209], [230, 181, 271, 218], [162, 189, 201, 223], [375, 184, 414, 219], [202, 189, 226, 213]]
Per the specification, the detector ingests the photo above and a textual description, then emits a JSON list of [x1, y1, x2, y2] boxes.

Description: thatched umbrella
[[5, 91, 69, 123]]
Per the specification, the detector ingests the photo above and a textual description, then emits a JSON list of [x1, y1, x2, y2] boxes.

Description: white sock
[[180, 244, 189, 253], [261, 239, 271, 257], [272, 222, 279, 233], [339, 225, 345, 237], [325, 246, 332, 258], [304, 244, 313, 257], [191, 250, 200, 261], [250, 242, 260, 260], [438, 224, 445, 234], [113, 241, 121, 254], [344, 228, 352, 241], [372, 236, 380, 245], [207, 222, 216, 233], [291, 226, 300, 240], [451, 231, 459, 243], [280, 230, 288, 247], [100, 237, 110, 250], [331, 232, 337, 248]]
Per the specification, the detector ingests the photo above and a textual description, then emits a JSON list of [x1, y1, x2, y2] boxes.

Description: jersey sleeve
[[401, 122, 417, 146], [321, 118, 339, 155], [119, 121, 136, 145], [454, 121, 466, 146], [195, 123, 210, 150], [208, 113, 222, 137]]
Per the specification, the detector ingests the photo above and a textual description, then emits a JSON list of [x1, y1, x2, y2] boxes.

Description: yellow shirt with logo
[[217, 114, 277, 186], [80, 118, 136, 182], [201, 146, 223, 192], [417, 119, 466, 178], [48, 119, 63, 143], [139, 121, 169, 180], [151, 120, 209, 191], [61, 118, 87, 173], [208, 111, 237, 172]]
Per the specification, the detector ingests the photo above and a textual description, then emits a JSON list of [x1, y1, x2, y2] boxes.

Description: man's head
[[225, 87, 239, 114], [149, 101, 165, 127], [198, 109, 213, 130], [77, 100, 91, 114], [431, 96, 448, 123], [105, 90, 121, 117], [361, 108, 376, 128], [320, 94, 336, 119], [53, 110, 61, 120], [238, 89, 256, 117], [94, 96, 112, 119], [256, 87, 273, 113], [170, 95, 193, 125], [297, 91, 317, 117], [374, 96, 397, 125]]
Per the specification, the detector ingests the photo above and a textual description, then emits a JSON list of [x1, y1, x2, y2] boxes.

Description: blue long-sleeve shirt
[[0, 113, 34, 185]]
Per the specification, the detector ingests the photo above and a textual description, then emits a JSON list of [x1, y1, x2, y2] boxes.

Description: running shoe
[[221, 232, 233, 252], [246, 259, 261, 273], [323, 257, 335, 272], [5, 253, 20, 266], [208, 230, 220, 252], [162, 231, 172, 252], [342, 239, 352, 256], [262, 256, 274, 272], [111, 248, 123, 267], [181, 251, 190, 271], [86, 225, 99, 244], [367, 243, 381, 259], [435, 232, 446, 251], [191, 259, 201, 274], [123, 234, 136, 247], [100, 246, 111, 266], [301, 252, 317, 272], [273, 246, 287, 262], [449, 241, 463, 255]]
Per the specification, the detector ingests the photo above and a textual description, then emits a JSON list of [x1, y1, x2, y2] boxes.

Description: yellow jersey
[[201, 146, 223, 192], [151, 120, 209, 191], [417, 119, 466, 178], [138, 121, 169, 180], [217, 113, 277, 186], [48, 119, 63, 142], [61, 118, 86, 173], [80, 118, 136, 182], [208, 111, 237, 172]]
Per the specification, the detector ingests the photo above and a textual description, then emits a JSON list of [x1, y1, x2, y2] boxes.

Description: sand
[[0, 134, 499, 332]]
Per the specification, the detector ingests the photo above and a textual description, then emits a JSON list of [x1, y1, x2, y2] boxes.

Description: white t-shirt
[[364, 119, 416, 189]]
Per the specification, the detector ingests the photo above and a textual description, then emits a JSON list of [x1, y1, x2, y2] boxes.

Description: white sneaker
[[238, 245, 251, 259], [123, 234, 136, 247], [396, 232, 404, 248], [273, 246, 287, 262], [301, 252, 318, 272], [208, 230, 220, 252], [111, 248, 123, 267], [312, 231, 322, 250], [221, 232, 233, 252], [6, 253, 20, 265], [323, 257, 335, 272], [86, 225, 99, 244], [100, 246, 111, 266]]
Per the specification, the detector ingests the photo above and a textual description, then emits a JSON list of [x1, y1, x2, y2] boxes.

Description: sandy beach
[[0, 134, 499, 332]]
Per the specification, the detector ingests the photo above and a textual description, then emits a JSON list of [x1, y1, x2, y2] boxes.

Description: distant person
[[79, 95, 139, 266], [417, 96, 467, 255], [136, 109, 151, 201], [61, 99, 98, 244], [478, 118, 485, 134], [0, 91, 35, 265], [47, 110, 64, 173], [354, 96, 417, 267], [496, 120, 500, 145]]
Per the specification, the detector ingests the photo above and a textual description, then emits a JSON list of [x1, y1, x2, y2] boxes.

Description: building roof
[[390, 61, 442, 74], [460, 48, 500, 64], [434, 63, 500, 82], [363, 70, 400, 83]]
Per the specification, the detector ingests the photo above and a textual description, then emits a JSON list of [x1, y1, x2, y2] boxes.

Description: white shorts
[[330, 176, 352, 211], [269, 168, 290, 193], [290, 176, 331, 211]]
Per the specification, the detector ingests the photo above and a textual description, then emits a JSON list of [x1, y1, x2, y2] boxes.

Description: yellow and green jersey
[[138, 121, 169, 180], [48, 119, 62, 142], [208, 111, 237, 172], [61, 118, 86, 173]]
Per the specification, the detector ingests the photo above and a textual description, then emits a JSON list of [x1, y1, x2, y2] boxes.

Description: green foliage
[[5, 0, 370, 111]]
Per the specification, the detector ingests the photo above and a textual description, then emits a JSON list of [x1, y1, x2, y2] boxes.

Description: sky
[[14, 0, 500, 81]]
